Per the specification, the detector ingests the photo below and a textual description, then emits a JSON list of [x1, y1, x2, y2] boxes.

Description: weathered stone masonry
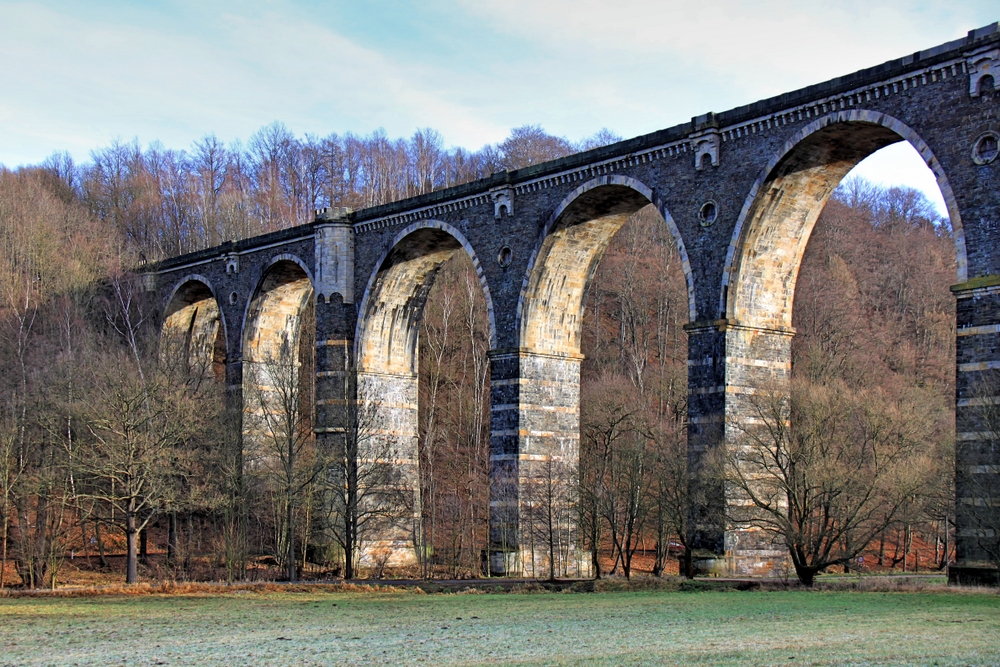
[[150, 24, 1000, 579]]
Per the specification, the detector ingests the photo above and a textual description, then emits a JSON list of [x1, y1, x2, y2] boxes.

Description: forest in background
[[0, 123, 963, 587]]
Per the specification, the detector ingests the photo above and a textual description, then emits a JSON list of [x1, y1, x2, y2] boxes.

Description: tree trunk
[[546, 466, 557, 581], [126, 511, 138, 584], [186, 513, 194, 573], [622, 533, 632, 580], [942, 514, 951, 570], [167, 512, 177, 564], [0, 513, 8, 589], [33, 496, 48, 588], [903, 523, 911, 572], [79, 518, 93, 568], [94, 521, 110, 570], [792, 555, 818, 586], [301, 498, 311, 576], [589, 510, 601, 580], [344, 526, 355, 580], [344, 489, 357, 580], [286, 496, 296, 582]]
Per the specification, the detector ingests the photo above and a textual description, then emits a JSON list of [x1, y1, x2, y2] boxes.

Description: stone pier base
[[488, 349, 589, 578]]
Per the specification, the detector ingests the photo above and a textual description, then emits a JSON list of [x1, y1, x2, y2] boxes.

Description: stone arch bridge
[[151, 24, 1000, 581]]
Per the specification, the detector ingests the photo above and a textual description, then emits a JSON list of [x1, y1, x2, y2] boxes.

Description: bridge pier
[[222, 358, 247, 569], [314, 300, 422, 571], [951, 278, 1000, 585], [488, 349, 590, 577], [356, 369, 421, 567], [686, 320, 793, 577]]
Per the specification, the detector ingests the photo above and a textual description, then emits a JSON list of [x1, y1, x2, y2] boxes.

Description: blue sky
[[2, 1, 997, 213]]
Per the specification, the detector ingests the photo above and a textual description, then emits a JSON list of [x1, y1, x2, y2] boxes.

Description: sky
[[2, 1, 997, 214]]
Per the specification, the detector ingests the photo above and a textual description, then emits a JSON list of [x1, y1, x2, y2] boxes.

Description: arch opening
[[504, 178, 690, 579], [713, 113, 962, 580], [244, 260, 314, 367], [726, 115, 964, 330], [521, 182, 671, 357], [356, 224, 493, 570], [161, 278, 226, 383], [240, 258, 316, 576], [358, 228, 464, 376], [242, 261, 315, 428], [242, 260, 316, 444], [413, 249, 493, 578]]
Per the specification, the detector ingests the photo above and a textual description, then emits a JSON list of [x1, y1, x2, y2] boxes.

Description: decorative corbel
[[968, 48, 999, 97], [491, 186, 514, 219], [691, 129, 721, 171]]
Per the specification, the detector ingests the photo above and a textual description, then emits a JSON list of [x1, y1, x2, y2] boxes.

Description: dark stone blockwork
[[150, 25, 1000, 579]]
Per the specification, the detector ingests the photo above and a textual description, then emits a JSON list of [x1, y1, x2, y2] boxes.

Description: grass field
[[2, 585, 999, 666]]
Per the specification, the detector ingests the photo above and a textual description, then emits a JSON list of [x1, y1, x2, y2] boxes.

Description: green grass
[[2, 587, 999, 666]]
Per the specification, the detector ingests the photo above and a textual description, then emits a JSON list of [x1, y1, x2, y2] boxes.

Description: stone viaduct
[[151, 24, 1000, 581]]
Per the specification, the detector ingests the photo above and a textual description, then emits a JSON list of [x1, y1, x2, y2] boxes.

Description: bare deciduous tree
[[582, 377, 651, 579], [323, 399, 410, 580], [76, 355, 207, 584], [724, 381, 937, 585], [243, 350, 323, 582]]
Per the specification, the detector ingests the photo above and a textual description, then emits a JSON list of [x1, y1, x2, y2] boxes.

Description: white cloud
[[459, 0, 986, 88], [449, 0, 996, 140], [0, 2, 508, 165]]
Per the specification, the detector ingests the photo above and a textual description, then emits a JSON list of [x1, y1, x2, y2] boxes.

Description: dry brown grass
[[0, 580, 409, 599]]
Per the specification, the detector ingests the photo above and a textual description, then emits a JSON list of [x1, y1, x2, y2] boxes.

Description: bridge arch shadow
[[518, 174, 694, 351], [241, 254, 316, 466], [160, 275, 227, 383], [242, 255, 315, 367]]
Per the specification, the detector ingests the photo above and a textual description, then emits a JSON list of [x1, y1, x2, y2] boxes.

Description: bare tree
[[243, 349, 323, 582], [75, 353, 206, 583], [322, 399, 410, 580], [71, 271, 217, 585], [581, 377, 650, 579], [724, 381, 936, 585], [647, 418, 690, 577], [0, 418, 21, 589], [524, 455, 578, 580], [498, 126, 574, 170]]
